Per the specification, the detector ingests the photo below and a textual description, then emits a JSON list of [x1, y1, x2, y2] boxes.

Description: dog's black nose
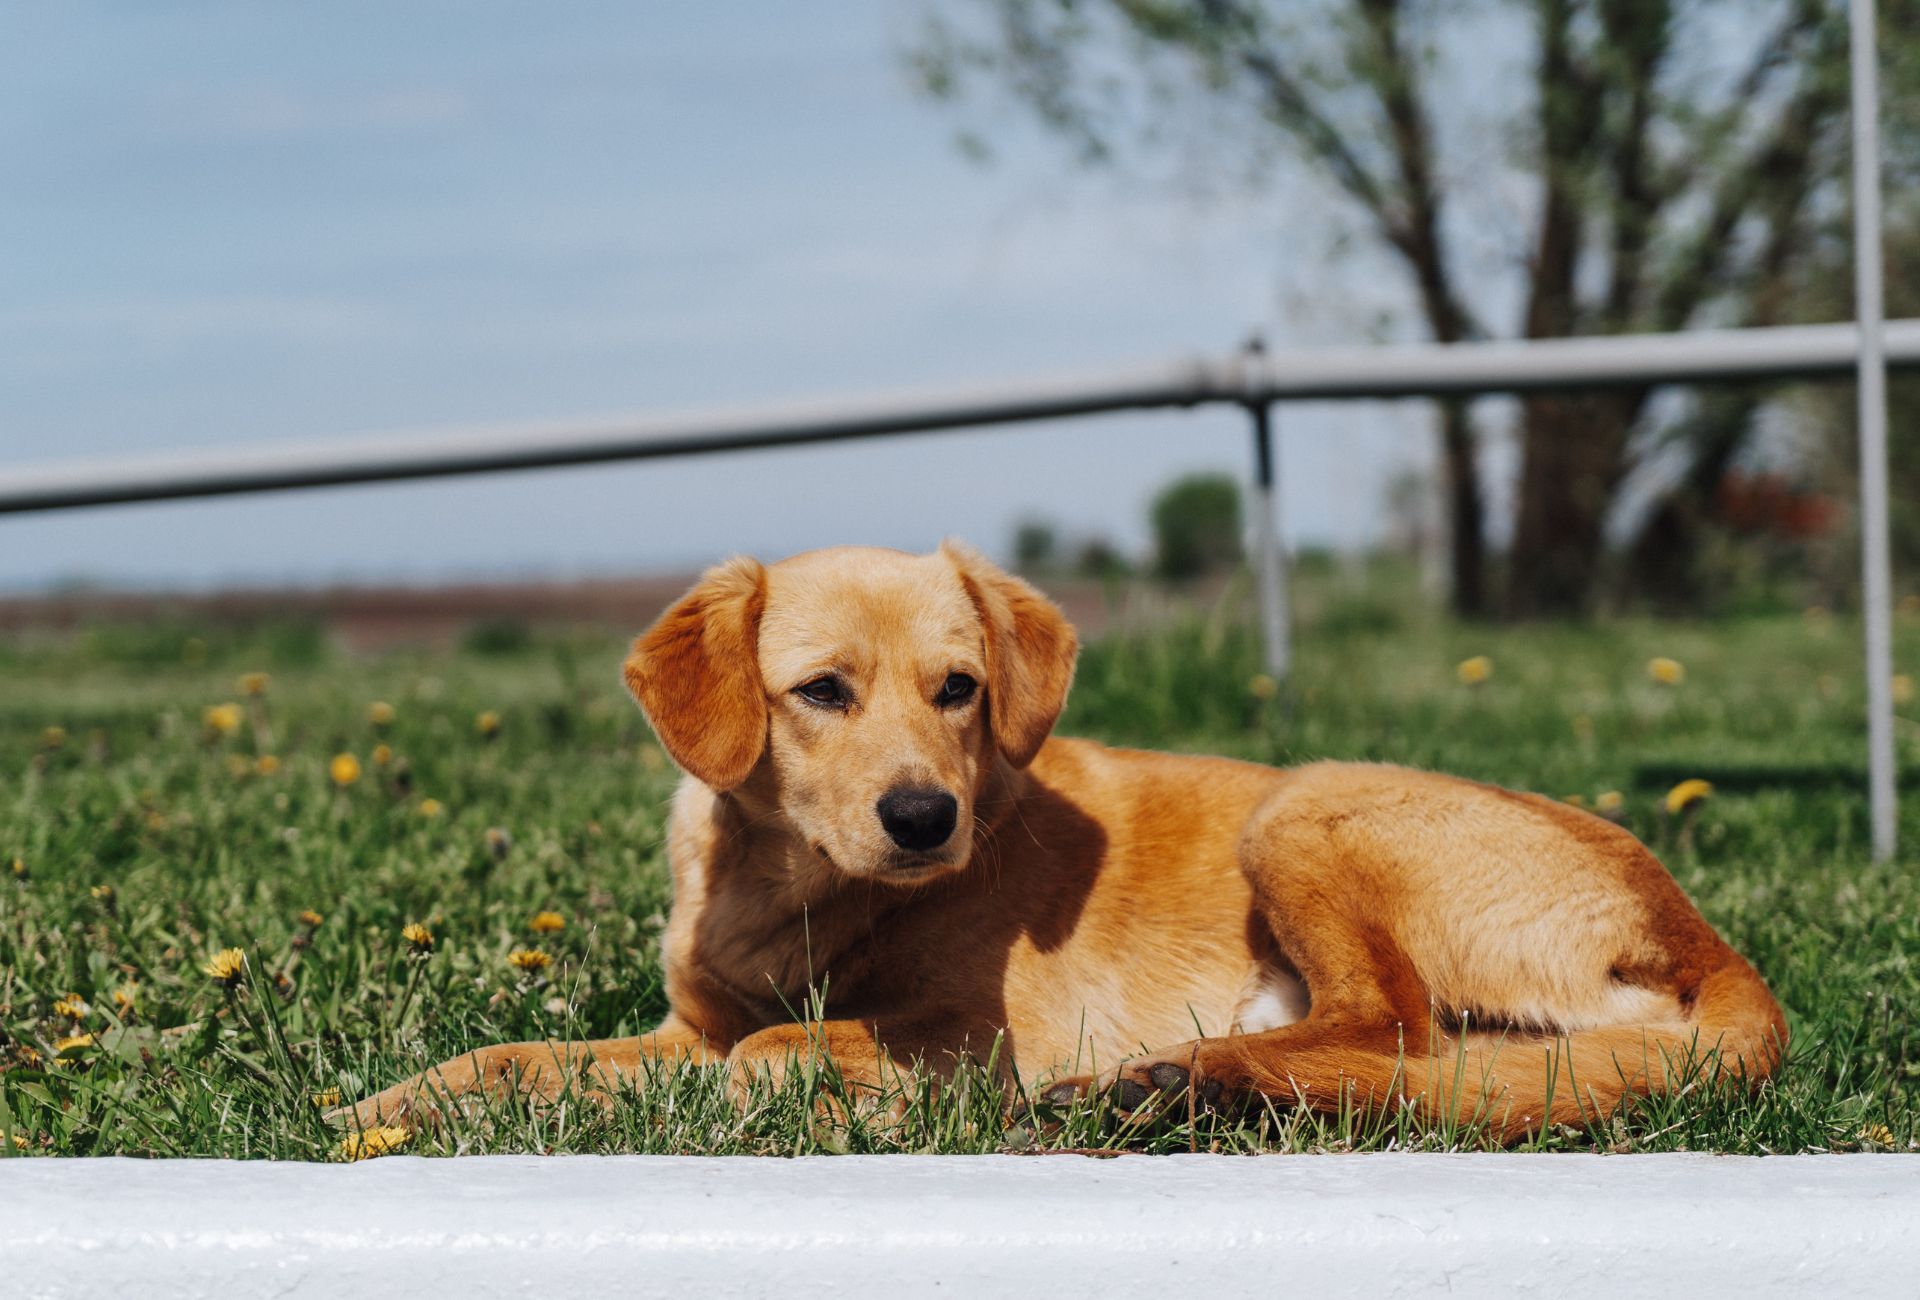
[[876, 786, 958, 852]]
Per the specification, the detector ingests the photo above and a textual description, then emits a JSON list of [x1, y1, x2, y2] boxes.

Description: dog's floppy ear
[[623, 556, 769, 790], [943, 540, 1078, 768]]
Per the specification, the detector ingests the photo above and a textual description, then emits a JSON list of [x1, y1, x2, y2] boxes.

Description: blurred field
[[3, 572, 1917, 1158]]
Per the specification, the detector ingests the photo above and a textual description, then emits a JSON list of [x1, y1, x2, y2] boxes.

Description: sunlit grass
[[2, 581, 1916, 1157]]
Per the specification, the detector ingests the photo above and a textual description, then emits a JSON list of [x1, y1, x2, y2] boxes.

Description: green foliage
[[2, 595, 1917, 1158], [1150, 473, 1243, 581]]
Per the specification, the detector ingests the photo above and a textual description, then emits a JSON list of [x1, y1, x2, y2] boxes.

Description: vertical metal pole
[[1249, 403, 1290, 680], [1851, 0, 1898, 861]]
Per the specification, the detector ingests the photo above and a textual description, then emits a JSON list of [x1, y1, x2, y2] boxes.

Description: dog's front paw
[[1041, 1042, 1236, 1117]]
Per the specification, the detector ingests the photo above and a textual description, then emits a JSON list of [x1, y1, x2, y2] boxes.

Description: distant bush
[[462, 618, 535, 657], [1150, 474, 1242, 582]]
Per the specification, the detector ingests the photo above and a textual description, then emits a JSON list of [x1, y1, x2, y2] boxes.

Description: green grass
[[2, 584, 1917, 1159]]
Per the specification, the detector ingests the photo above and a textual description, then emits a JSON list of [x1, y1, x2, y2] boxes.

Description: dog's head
[[624, 542, 1077, 882]]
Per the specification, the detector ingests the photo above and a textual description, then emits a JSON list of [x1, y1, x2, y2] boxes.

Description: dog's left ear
[[623, 556, 768, 790], [943, 540, 1078, 768]]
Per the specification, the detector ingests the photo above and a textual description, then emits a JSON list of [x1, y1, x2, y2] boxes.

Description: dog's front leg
[[726, 1017, 990, 1120], [342, 1016, 723, 1135]]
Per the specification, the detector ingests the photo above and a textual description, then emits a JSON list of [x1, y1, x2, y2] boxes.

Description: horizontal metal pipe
[[5, 320, 1918, 515]]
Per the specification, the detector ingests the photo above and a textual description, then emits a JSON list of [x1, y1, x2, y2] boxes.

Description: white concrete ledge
[[5, 1153, 1916, 1298]]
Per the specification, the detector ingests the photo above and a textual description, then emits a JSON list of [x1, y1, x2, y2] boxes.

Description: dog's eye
[[794, 676, 846, 707], [937, 673, 977, 707]]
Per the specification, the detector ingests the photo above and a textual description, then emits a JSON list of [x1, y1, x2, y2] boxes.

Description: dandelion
[[10, 858, 27, 883], [485, 827, 513, 861], [508, 948, 552, 973], [54, 1033, 95, 1057], [1595, 791, 1624, 814], [335, 1126, 411, 1161], [238, 672, 270, 697], [51, 997, 89, 1020], [1664, 779, 1713, 816], [112, 985, 136, 1014], [1456, 655, 1492, 686], [9, 1134, 28, 1150], [368, 701, 396, 728], [310, 1087, 342, 1108], [528, 911, 566, 934], [417, 798, 444, 819], [1647, 657, 1685, 686], [90, 884, 116, 914], [41, 726, 67, 750], [256, 754, 281, 776], [1894, 675, 1914, 707], [1247, 674, 1278, 701], [203, 704, 243, 738], [372, 743, 394, 768], [476, 710, 502, 740], [202, 947, 246, 989], [298, 909, 324, 928], [329, 753, 362, 788], [402, 922, 435, 955], [1860, 1122, 1897, 1148]]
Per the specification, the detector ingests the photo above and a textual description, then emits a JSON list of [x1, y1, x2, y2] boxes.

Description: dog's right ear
[[623, 556, 768, 790]]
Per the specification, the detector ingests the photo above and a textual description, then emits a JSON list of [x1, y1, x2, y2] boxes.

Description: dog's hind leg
[[1050, 762, 1785, 1142]]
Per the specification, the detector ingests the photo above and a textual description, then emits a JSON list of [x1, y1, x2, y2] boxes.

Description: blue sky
[[0, 1, 1446, 590]]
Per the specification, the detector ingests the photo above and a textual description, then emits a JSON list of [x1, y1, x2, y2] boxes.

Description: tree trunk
[[1439, 400, 1487, 618], [1504, 392, 1643, 618]]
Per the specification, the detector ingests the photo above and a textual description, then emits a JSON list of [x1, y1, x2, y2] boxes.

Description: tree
[[1013, 519, 1061, 573], [1150, 472, 1244, 579], [910, 0, 1899, 617]]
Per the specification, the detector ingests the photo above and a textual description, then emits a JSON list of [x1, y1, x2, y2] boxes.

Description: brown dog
[[349, 542, 1785, 1141]]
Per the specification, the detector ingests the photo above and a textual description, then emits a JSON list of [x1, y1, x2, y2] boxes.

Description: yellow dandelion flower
[[298, 909, 324, 928], [1595, 790, 1624, 814], [238, 672, 270, 697], [41, 726, 67, 750], [255, 754, 281, 776], [203, 703, 243, 737], [310, 1087, 342, 1108], [329, 753, 362, 788], [112, 985, 136, 1013], [9, 1133, 28, 1150], [485, 827, 513, 860], [10, 857, 27, 882], [51, 997, 89, 1020], [202, 947, 246, 988], [368, 701, 396, 728], [507, 948, 552, 973], [1664, 779, 1713, 816], [416, 798, 444, 819], [1247, 674, 1278, 701], [90, 883, 115, 906], [371, 743, 394, 768], [476, 710, 502, 739], [54, 1033, 95, 1057], [1647, 657, 1685, 686], [402, 922, 435, 954], [335, 1126, 411, 1161], [1860, 1122, 1897, 1148], [1894, 675, 1914, 707], [1456, 655, 1492, 686], [528, 911, 566, 934]]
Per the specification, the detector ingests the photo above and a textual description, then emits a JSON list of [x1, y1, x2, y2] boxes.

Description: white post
[[1249, 403, 1290, 680], [1850, 0, 1898, 862]]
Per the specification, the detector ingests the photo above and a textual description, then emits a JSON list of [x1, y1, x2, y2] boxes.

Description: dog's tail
[[1244, 956, 1787, 1143]]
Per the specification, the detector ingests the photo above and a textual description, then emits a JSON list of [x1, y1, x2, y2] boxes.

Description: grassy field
[[3, 578, 1917, 1159]]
